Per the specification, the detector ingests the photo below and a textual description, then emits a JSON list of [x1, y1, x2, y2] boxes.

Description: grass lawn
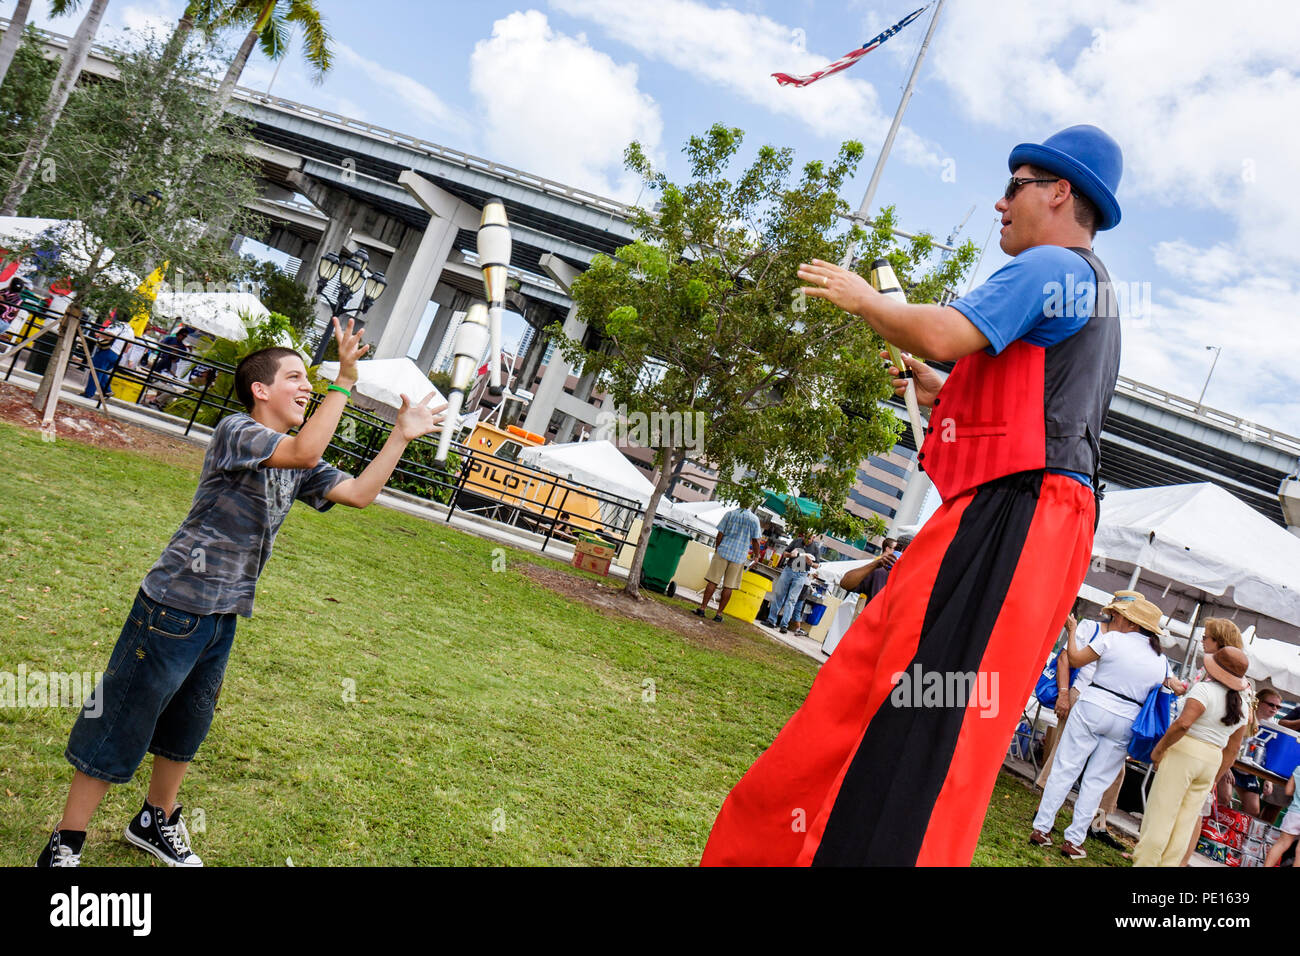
[[0, 418, 1128, 866]]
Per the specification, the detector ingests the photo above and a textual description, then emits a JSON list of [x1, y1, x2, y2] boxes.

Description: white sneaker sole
[[124, 826, 203, 867]]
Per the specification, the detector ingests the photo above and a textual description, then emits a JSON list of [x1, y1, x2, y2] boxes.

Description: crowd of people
[[1027, 594, 1299, 867]]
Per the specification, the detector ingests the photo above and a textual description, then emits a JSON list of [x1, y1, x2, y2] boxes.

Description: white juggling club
[[868, 258, 926, 450], [435, 301, 491, 465], [477, 198, 511, 396]]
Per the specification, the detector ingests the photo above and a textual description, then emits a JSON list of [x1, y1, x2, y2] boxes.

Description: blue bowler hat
[[1008, 125, 1123, 230]]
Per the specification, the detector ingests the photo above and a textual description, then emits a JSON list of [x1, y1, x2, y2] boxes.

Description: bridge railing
[[233, 88, 636, 221], [5, 15, 636, 225], [1115, 375, 1300, 456]]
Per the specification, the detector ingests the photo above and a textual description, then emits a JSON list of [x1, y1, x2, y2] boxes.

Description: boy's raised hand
[[333, 316, 368, 387], [396, 391, 448, 442]]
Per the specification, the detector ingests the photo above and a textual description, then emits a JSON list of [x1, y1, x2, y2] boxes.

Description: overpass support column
[[524, 254, 586, 438], [368, 170, 477, 361]]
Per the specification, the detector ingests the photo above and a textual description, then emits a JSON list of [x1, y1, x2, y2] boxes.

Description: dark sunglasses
[[1004, 176, 1060, 201]]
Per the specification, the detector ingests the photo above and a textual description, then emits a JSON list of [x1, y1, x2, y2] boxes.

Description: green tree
[[0, 27, 58, 185], [555, 124, 975, 597], [14, 36, 263, 427], [238, 257, 316, 335], [1, 0, 108, 216]]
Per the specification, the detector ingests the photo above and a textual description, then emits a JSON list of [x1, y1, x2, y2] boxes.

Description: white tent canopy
[[153, 291, 269, 341], [1093, 483, 1300, 627], [516, 439, 712, 532], [319, 357, 445, 410], [518, 439, 650, 504], [671, 499, 740, 535], [817, 559, 873, 589], [0, 216, 139, 286]]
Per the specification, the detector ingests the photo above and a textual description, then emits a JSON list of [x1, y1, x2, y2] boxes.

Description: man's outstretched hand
[[396, 391, 448, 442], [797, 258, 876, 316]]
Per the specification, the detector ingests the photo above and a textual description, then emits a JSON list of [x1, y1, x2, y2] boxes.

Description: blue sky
[[24, 0, 1300, 437]]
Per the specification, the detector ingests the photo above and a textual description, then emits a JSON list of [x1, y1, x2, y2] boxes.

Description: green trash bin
[[640, 524, 691, 597]]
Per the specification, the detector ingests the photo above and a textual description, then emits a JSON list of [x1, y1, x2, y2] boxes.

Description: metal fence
[[2, 315, 656, 555]]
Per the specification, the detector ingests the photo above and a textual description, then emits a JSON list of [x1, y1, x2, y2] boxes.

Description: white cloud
[[550, 0, 943, 170], [334, 44, 472, 141], [1116, 273, 1300, 433], [926, 0, 1300, 434], [467, 11, 663, 201]]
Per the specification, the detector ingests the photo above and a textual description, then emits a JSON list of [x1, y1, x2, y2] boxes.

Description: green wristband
[[327, 384, 351, 399]]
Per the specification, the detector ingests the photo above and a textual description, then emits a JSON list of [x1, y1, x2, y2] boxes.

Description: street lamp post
[[1197, 345, 1222, 407], [309, 246, 387, 366]]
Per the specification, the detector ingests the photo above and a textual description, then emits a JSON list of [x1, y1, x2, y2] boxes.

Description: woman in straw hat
[[1133, 645, 1251, 866], [1031, 593, 1180, 859]]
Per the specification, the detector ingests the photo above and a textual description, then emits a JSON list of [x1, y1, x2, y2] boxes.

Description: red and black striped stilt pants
[[701, 471, 1095, 866]]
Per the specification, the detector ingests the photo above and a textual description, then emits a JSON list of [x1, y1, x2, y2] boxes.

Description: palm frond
[[256, 11, 290, 62], [286, 0, 331, 81], [47, 0, 83, 16]]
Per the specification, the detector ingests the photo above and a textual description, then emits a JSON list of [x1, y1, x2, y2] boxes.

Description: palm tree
[[0, 0, 35, 90], [213, 0, 330, 110], [156, 0, 237, 79], [1, 0, 109, 216]]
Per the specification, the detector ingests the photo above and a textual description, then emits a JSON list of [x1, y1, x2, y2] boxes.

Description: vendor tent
[[516, 440, 712, 533], [152, 291, 268, 341], [1086, 482, 1300, 687], [0, 216, 139, 286], [518, 439, 650, 505], [1092, 483, 1300, 627]]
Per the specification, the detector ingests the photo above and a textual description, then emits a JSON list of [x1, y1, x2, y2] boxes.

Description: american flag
[[772, 4, 929, 88]]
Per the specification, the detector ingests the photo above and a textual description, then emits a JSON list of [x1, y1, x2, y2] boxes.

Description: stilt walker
[[701, 124, 1126, 866]]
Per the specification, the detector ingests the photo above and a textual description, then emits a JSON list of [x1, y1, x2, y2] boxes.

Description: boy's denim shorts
[[66, 589, 237, 784]]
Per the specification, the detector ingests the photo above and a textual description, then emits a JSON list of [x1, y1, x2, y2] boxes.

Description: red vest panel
[[919, 341, 1046, 501]]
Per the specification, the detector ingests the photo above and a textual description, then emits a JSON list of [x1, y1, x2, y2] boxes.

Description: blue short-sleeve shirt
[[951, 245, 1096, 355], [716, 508, 762, 563], [949, 245, 1099, 487]]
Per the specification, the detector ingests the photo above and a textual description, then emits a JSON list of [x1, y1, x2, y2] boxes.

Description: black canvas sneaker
[[124, 801, 203, 867], [36, 830, 83, 867]]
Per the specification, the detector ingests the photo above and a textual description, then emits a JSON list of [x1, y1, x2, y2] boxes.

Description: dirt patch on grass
[[0, 381, 205, 468], [518, 561, 765, 654]]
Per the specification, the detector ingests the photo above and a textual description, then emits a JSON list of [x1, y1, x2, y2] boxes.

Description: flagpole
[[840, 0, 946, 269]]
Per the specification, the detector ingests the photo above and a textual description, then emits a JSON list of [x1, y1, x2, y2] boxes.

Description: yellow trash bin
[[722, 570, 772, 623]]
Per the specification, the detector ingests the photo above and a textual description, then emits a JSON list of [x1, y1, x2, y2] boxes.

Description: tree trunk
[[0, 0, 33, 91], [624, 445, 682, 599], [213, 0, 275, 112], [1, 0, 110, 216], [32, 309, 78, 422], [157, 10, 195, 79]]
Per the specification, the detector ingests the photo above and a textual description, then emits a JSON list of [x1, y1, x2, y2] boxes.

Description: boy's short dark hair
[[235, 347, 304, 410]]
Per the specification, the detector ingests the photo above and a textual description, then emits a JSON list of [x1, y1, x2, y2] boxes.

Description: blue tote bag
[[1128, 683, 1177, 762], [1033, 659, 1078, 708]]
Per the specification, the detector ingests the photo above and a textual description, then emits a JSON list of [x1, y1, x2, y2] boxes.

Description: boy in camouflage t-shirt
[[37, 319, 445, 867]]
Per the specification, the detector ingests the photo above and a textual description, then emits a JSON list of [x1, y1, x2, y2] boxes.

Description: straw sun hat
[[1101, 591, 1167, 637], [1203, 647, 1250, 692]]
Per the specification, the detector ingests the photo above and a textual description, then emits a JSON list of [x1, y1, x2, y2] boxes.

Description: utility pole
[[840, 0, 947, 269]]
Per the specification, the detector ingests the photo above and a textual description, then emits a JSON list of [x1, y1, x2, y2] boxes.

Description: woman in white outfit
[[1030, 593, 1182, 859]]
